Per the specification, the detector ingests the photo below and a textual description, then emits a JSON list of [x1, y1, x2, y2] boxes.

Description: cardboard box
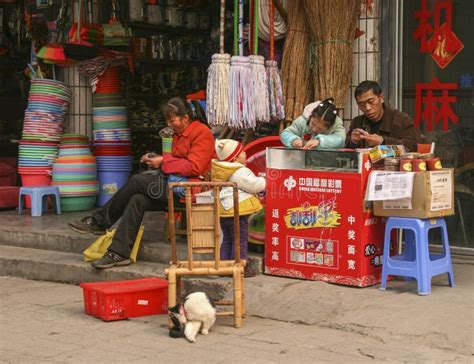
[[373, 169, 454, 218]]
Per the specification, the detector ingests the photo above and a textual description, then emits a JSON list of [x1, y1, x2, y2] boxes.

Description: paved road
[[0, 277, 471, 363]]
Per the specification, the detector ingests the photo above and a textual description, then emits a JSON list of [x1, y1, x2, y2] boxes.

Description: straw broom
[[281, 0, 312, 123], [303, 0, 361, 107], [206, 0, 231, 127]]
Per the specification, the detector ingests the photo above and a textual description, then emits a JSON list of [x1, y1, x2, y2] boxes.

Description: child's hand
[[292, 139, 303, 149], [303, 139, 320, 150]]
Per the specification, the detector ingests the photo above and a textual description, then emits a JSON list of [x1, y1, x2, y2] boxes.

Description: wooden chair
[[163, 205, 187, 243], [165, 181, 246, 328]]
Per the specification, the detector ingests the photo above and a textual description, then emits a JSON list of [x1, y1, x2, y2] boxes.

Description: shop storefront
[[381, 0, 473, 253]]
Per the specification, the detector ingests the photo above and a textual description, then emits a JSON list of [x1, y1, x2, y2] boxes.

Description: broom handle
[[238, 0, 243, 56], [233, 0, 238, 55], [76, 0, 82, 41], [254, 0, 259, 55], [249, 0, 253, 54], [219, 0, 225, 54], [269, 0, 274, 61], [87, 0, 93, 26]]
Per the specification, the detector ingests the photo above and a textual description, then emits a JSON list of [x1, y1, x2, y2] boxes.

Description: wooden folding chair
[[165, 181, 246, 328]]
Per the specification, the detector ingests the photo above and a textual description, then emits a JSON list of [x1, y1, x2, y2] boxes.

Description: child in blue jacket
[[281, 98, 345, 150]]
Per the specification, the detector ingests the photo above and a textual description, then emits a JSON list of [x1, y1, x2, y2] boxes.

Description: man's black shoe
[[91, 251, 131, 269], [68, 216, 106, 235]]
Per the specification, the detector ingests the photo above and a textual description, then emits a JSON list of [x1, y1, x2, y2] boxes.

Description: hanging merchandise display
[[229, 0, 256, 129], [206, 0, 230, 127], [281, 0, 312, 122], [76, 0, 104, 45], [303, 0, 361, 107], [64, 0, 98, 60], [36, 0, 70, 65], [265, 0, 284, 125], [250, 0, 270, 123], [129, 0, 145, 22], [103, 0, 131, 47]]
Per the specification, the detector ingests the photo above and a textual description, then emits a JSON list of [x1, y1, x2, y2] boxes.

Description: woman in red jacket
[[69, 97, 215, 269]]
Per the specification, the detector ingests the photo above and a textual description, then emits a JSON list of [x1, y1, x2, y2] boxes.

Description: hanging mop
[[229, 0, 256, 129], [249, 0, 269, 123], [266, 0, 285, 123], [206, 0, 231, 127]]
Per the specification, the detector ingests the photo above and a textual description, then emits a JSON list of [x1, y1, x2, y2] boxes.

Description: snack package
[[369, 145, 406, 164]]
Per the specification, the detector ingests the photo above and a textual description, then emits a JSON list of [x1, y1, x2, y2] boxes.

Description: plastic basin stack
[[18, 79, 71, 207], [92, 67, 132, 207], [52, 134, 98, 211]]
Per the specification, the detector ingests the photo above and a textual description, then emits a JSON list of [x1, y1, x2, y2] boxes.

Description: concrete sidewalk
[[1, 273, 472, 363]]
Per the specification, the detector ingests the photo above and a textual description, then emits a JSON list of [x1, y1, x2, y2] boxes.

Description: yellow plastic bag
[[83, 225, 145, 263]]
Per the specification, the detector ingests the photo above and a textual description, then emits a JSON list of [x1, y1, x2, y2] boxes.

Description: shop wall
[[381, 0, 473, 251], [342, 0, 380, 130]]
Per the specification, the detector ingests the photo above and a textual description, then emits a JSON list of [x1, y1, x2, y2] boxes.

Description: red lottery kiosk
[[264, 148, 385, 287]]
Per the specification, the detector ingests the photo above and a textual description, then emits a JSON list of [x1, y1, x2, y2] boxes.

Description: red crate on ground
[[80, 277, 168, 321]]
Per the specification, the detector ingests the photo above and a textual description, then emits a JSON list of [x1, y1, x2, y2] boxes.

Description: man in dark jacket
[[346, 81, 418, 152]]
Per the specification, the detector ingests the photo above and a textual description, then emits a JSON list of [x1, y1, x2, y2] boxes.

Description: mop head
[[266, 59, 285, 122], [229, 55, 256, 129], [206, 53, 231, 126], [250, 55, 270, 123]]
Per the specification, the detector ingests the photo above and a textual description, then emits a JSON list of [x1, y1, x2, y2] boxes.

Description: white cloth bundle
[[206, 53, 231, 126], [229, 55, 256, 129], [250, 55, 270, 122]]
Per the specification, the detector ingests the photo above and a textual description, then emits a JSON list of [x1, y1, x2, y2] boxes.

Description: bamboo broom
[[303, 0, 361, 107], [281, 0, 312, 123]]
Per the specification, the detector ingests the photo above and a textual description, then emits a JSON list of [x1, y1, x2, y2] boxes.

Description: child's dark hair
[[161, 97, 210, 129], [308, 97, 338, 127]]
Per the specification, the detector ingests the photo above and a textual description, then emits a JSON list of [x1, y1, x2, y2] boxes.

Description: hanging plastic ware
[[249, 0, 269, 123], [37, 0, 71, 65], [206, 0, 231, 127], [266, 0, 285, 123], [229, 0, 256, 129], [64, 0, 98, 61]]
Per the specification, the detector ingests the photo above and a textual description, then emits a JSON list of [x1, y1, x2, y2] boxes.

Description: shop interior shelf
[[129, 21, 209, 36], [136, 60, 209, 72]]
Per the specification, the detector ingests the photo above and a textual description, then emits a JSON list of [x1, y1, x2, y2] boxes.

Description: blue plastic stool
[[380, 217, 455, 295], [18, 186, 61, 217]]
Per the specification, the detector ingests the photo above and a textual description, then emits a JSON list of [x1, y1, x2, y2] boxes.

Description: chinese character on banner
[[415, 78, 458, 131], [413, 0, 464, 69]]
